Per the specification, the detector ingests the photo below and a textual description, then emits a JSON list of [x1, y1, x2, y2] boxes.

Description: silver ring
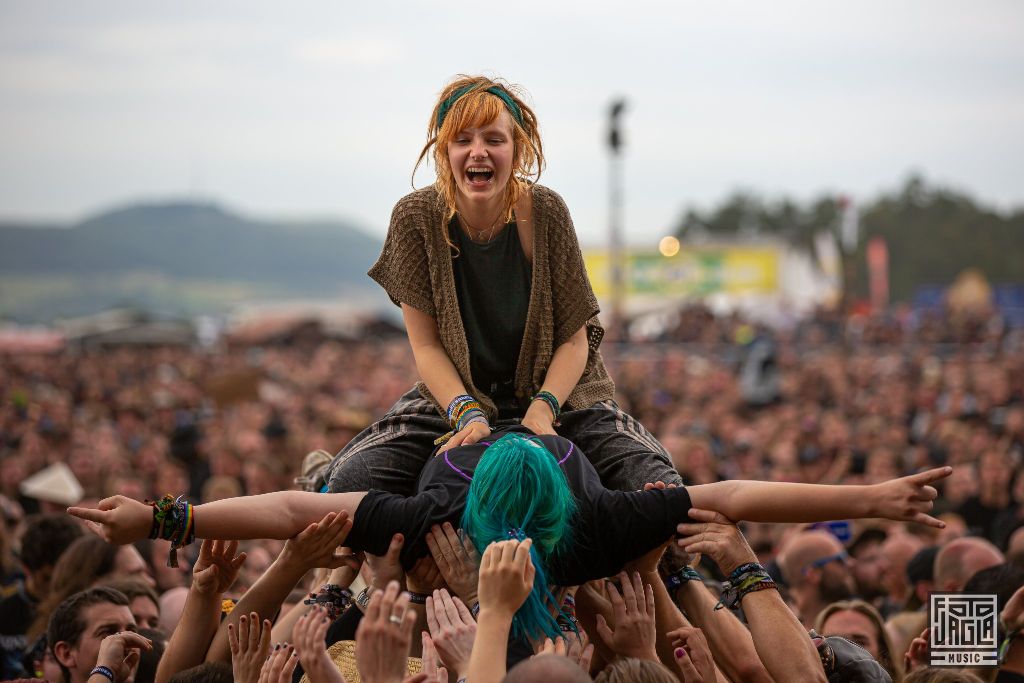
[[389, 614, 402, 625]]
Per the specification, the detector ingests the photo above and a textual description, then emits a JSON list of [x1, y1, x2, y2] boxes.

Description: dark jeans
[[325, 388, 681, 495]]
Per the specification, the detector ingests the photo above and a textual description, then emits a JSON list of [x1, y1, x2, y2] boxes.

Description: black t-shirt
[[345, 429, 692, 585], [449, 218, 532, 396]]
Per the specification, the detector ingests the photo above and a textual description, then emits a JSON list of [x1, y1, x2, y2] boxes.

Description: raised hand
[[594, 571, 657, 662], [355, 580, 418, 683], [676, 508, 758, 575], [66, 495, 152, 545], [93, 631, 152, 683], [257, 643, 298, 683], [193, 539, 247, 597], [407, 555, 445, 595], [293, 606, 344, 683], [477, 539, 535, 620], [425, 589, 476, 678], [365, 533, 406, 593], [425, 523, 480, 607], [904, 627, 930, 674], [280, 511, 355, 572], [228, 612, 272, 683], [668, 626, 716, 683], [871, 467, 952, 528], [420, 632, 449, 683]]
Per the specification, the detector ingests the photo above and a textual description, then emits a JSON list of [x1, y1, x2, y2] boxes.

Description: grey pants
[[325, 388, 682, 495]]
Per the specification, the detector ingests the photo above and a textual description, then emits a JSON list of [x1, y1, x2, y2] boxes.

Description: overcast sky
[[1, 0, 1022, 246]]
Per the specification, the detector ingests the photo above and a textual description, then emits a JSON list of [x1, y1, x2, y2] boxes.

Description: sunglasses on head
[[802, 550, 850, 575]]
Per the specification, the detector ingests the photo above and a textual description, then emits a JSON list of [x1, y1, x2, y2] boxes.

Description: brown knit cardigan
[[368, 183, 615, 419]]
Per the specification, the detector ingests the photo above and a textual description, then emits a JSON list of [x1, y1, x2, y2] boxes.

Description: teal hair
[[461, 433, 576, 641]]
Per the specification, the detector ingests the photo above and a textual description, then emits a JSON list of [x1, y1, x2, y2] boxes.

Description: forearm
[[156, 588, 222, 683], [676, 581, 771, 683], [193, 491, 365, 541], [467, 611, 513, 683], [641, 570, 690, 668], [207, 552, 309, 662], [539, 327, 588, 404], [412, 342, 471, 410], [269, 600, 308, 645], [743, 589, 826, 682], [687, 480, 874, 524]]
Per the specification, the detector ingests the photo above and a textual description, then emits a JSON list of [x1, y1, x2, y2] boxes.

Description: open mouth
[[466, 167, 494, 184]]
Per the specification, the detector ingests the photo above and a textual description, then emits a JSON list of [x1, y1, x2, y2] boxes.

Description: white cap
[[20, 462, 84, 506]]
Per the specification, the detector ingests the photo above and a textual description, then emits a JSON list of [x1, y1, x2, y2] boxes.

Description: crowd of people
[[2, 72, 1023, 683], [0, 303, 1019, 682]]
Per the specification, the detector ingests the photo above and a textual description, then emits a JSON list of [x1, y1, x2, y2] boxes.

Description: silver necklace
[[458, 212, 504, 244]]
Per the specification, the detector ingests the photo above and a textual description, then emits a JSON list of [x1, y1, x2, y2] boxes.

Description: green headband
[[436, 84, 526, 130]]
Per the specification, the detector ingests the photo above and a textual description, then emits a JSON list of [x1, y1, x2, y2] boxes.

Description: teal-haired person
[[70, 431, 951, 641]]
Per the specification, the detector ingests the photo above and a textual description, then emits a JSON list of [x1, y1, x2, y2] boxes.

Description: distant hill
[[0, 200, 388, 322]]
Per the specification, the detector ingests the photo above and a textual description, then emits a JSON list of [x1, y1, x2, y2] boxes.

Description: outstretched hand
[[594, 571, 657, 662], [872, 467, 952, 528], [193, 539, 247, 596], [477, 539, 535, 620], [67, 495, 152, 545]]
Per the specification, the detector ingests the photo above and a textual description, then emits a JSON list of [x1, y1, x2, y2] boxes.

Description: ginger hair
[[413, 75, 544, 237]]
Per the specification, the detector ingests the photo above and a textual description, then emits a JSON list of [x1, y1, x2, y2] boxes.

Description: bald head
[[779, 531, 846, 585], [934, 537, 1004, 592], [504, 654, 591, 683]]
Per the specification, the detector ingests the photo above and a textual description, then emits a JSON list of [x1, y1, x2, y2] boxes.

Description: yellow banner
[[584, 247, 779, 297]]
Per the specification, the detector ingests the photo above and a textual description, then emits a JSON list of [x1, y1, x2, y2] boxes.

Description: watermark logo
[[929, 593, 998, 666]]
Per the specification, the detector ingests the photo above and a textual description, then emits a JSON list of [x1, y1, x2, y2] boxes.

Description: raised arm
[[685, 466, 952, 528], [68, 490, 366, 546]]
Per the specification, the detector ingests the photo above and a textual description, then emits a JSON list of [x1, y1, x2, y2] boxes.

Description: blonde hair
[[594, 658, 678, 683], [413, 75, 544, 233], [815, 599, 903, 682]]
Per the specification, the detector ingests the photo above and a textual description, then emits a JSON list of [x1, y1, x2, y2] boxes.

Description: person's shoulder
[[392, 185, 443, 218], [530, 183, 567, 209]]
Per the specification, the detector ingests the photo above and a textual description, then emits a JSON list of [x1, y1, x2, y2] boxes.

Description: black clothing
[[346, 430, 692, 586], [450, 218, 532, 397], [0, 585, 36, 679]]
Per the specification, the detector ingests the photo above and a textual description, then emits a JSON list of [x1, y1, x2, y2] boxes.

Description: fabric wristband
[[89, 666, 116, 683]]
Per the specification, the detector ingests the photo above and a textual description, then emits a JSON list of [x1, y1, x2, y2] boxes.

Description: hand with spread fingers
[[676, 508, 758, 576], [477, 539, 536, 620], [425, 523, 480, 607], [228, 612, 272, 683], [257, 643, 298, 683], [94, 631, 152, 683], [356, 580, 418, 683], [426, 589, 476, 678], [192, 539, 247, 597], [594, 571, 658, 662], [280, 511, 356, 572], [668, 627, 716, 683], [293, 606, 344, 683], [870, 466, 952, 528], [66, 495, 152, 545]]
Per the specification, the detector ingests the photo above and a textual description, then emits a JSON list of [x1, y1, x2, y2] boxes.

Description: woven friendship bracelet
[[715, 563, 776, 611], [665, 566, 705, 596], [148, 494, 195, 568]]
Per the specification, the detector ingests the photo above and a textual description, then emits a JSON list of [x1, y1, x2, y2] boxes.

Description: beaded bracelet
[[434, 395, 490, 445], [148, 494, 195, 568], [303, 584, 353, 621], [531, 390, 561, 426]]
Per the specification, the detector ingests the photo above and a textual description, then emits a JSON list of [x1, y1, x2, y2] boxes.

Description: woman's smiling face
[[447, 110, 515, 207]]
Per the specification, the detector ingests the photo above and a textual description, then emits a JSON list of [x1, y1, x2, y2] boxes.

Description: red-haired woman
[[324, 75, 676, 496]]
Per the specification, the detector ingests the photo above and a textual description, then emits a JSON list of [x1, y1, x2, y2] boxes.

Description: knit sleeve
[[367, 194, 437, 318], [545, 190, 603, 350]]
